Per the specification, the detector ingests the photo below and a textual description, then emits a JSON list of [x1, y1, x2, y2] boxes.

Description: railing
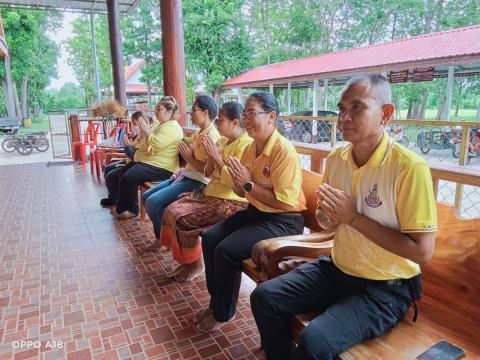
[[278, 116, 480, 219]]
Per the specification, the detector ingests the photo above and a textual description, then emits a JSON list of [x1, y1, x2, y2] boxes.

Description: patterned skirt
[[160, 195, 248, 264]]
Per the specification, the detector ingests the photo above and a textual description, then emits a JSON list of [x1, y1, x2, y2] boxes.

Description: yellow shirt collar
[[198, 121, 215, 136], [340, 132, 392, 169], [261, 128, 280, 157]]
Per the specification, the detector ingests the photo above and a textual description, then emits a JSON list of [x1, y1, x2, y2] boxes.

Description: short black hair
[[248, 92, 279, 120], [193, 94, 218, 120], [219, 102, 244, 128]]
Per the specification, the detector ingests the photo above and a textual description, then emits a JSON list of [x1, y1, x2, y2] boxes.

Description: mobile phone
[[416, 340, 465, 360]]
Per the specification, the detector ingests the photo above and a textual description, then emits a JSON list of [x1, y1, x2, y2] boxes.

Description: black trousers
[[201, 204, 304, 322], [250, 256, 415, 360], [103, 160, 125, 179], [105, 162, 172, 215]]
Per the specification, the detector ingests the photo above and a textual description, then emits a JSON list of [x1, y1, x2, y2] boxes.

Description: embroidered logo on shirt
[[263, 165, 271, 178], [365, 183, 383, 208]]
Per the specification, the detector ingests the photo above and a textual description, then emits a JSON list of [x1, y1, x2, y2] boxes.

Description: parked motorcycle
[[388, 124, 409, 147], [451, 127, 480, 162]]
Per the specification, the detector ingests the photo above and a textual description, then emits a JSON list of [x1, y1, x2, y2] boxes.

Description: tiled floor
[[0, 163, 264, 360]]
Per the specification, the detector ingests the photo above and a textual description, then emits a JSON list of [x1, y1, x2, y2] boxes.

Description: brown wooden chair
[[242, 168, 335, 283], [244, 202, 480, 359]]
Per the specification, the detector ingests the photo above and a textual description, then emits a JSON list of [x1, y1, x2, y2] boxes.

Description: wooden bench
[[243, 169, 335, 282], [243, 176, 480, 359], [139, 182, 155, 220]]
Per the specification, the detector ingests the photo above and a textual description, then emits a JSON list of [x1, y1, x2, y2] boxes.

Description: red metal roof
[[125, 60, 145, 81], [222, 24, 480, 88], [126, 84, 159, 94]]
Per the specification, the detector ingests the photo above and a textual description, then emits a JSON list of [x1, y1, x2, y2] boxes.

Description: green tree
[[0, 8, 60, 117], [183, 0, 253, 94], [65, 14, 116, 106], [45, 82, 86, 112], [123, 0, 163, 106]]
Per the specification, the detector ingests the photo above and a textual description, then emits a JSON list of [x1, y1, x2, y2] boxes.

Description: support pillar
[[269, 83, 274, 94], [287, 82, 291, 114], [323, 79, 328, 110], [311, 79, 318, 143], [90, 11, 101, 103], [160, 0, 188, 125], [106, 0, 127, 106], [236, 87, 244, 104], [444, 66, 454, 120]]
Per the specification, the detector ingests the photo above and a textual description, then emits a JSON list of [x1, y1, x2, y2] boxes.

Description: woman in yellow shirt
[[141, 95, 221, 247], [104, 96, 184, 219], [194, 92, 306, 333], [159, 102, 252, 283]]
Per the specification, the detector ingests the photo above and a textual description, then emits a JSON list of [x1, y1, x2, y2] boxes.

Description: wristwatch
[[243, 182, 254, 192]]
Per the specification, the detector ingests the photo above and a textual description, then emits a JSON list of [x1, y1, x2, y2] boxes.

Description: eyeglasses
[[187, 109, 204, 115], [160, 95, 175, 102], [242, 111, 270, 119]]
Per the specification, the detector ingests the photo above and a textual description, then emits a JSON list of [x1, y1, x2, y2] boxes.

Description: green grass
[[397, 109, 479, 121], [18, 114, 50, 134]]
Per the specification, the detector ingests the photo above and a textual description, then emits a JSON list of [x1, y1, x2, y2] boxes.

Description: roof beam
[[0, 0, 138, 14]]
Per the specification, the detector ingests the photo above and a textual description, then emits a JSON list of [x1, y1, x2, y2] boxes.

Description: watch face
[[243, 182, 253, 192]]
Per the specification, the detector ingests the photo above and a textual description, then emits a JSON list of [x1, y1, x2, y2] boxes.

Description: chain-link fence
[[283, 116, 480, 219], [48, 111, 71, 159]]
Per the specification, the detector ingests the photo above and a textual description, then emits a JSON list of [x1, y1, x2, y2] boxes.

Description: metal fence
[[279, 115, 480, 219]]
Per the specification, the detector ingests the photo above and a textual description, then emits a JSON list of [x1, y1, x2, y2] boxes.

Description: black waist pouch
[[410, 273, 422, 300]]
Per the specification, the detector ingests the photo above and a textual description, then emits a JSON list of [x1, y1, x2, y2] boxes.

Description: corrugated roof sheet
[[222, 24, 480, 88]]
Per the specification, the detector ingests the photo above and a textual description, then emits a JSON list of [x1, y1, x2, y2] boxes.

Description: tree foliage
[[65, 14, 115, 107], [122, 0, 163, 105], [45, 82, 86, 112], [0, 8, 61, 117], [183, 0, 253, 93]]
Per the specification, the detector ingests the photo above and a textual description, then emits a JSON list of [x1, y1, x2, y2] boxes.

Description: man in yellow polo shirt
[[251, 74, 437, 360], [194, 92, 306, 333]]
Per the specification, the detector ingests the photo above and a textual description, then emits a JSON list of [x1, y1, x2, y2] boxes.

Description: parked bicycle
[[1, 128, 50, 155]]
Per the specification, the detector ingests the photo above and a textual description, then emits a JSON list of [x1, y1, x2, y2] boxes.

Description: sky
[[47, 12, 79, 90]]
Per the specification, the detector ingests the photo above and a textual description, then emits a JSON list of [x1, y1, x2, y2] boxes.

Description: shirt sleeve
[[396, 162, 437, 233], [220, 138, 251, 188], [147, 124, 180, 153], [322, 152, 334, 185], [270, 146, 303, 207]]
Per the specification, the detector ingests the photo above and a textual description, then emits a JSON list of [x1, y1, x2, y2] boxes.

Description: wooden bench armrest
[[249, 231, 335, 282], [98, 146, 124, 152], [105, 152, 125, 164]]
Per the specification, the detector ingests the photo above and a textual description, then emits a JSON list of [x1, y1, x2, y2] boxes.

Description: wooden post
[[310, 156, 323, 174], [160, 0, 188, 126], [106, 0, 127, 107], [454, 125, 470, 212]]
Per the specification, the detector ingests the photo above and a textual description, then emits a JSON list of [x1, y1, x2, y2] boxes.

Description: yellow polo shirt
[[184, 122, 221, 183], [324, 133, 437, 280], [241, 129, 306, 213], [204, 132, 252, 201], [134, 120, 183, 172]]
